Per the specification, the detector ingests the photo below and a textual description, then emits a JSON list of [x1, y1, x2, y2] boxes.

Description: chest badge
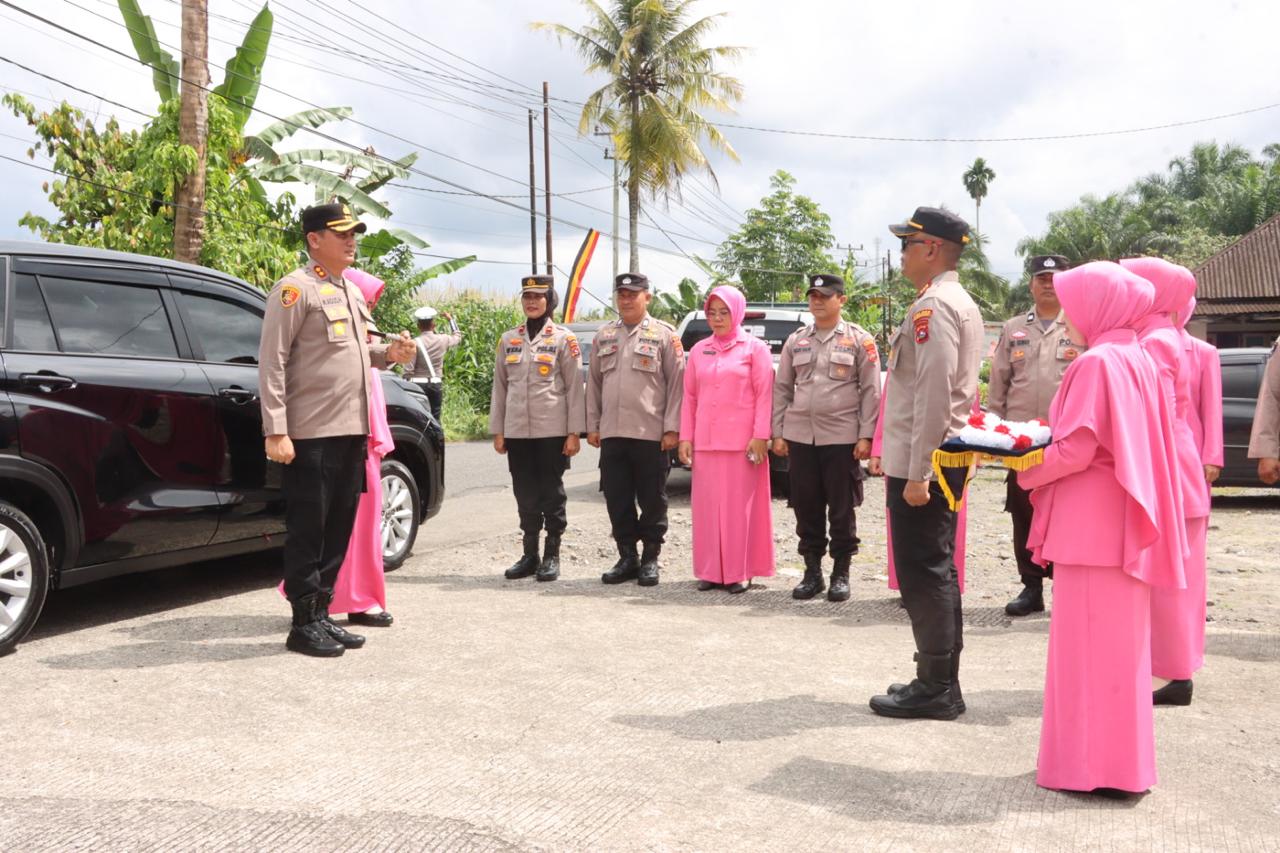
[[1064, 348, 1079, 360], [1011, 329, 1028, 340], [538, 364, 551, 376], [1012, 349, 1026, 360], [333, 322, 346, 337]]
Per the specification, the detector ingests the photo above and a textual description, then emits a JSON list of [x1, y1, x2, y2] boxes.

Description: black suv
[[1219, 346, 1278, 487], [0, 242, 445, 654]]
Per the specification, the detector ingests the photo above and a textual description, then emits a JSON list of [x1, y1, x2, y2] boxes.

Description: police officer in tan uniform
[[772, 274, 881, 602], [491, 275, 585, 582], [587, 273, 685, 586], [406, 305, 462, 423], [1248, 338, 1280, 485], [259, 202, 416, 657], [988, 254, 1084, 617], [870, 207, 983, 720]]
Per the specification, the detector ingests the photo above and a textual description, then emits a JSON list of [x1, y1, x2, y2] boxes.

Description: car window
[[1222, 363, 1260, 399], [680, 318, 805, 355], [180, 291, 263, 364], [41, 276, 177, 358], [10, 273, 58, 352]]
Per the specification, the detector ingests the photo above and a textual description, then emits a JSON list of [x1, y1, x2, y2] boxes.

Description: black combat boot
[[536, 534, 561, 582], [505, 533, 541, 579], [792, 554, 825, 600], [869, 652, 962, 720], [315, 590, 366, 649], [827, 554, 851, 602], [1005, 582, 1045, 616], [285, 594, 344, 658], [601, 541, 640, 584], [638, 542, 661, 587]]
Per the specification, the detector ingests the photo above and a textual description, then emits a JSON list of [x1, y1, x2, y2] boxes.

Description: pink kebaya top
[[1178, 297, 1224, 468]]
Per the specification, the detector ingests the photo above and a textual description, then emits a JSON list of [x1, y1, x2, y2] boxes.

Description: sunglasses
[[900, 237, 938, 252]]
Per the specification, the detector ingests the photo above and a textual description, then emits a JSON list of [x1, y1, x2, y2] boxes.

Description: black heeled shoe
[[348, 610, 395, 627], [697, 580, 717, 591], [1153, 679, 1193, 706], [726, 582, 749, 594]]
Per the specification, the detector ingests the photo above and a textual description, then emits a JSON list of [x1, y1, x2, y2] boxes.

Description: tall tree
[[962, 157, 995, 235], [172, 0, 209, 264], [535, 0, 743, 271]]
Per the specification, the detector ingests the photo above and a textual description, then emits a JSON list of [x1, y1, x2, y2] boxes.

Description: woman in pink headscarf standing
[[1019, 261, 1185, 795], [678, 285, 776, 593], [1121, 257, 1204, 706]]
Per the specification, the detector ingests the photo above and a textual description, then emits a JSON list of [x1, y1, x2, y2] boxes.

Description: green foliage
[[116, 0, 178, 104], [962, 157, 995, 231], [360, 246, 477, 338], [440, 390, 491, 442], [653, 277, 704, 322], [435, 293, 524, 418], [212, 4, 273, 130], [3, 93, 298, 289], [716, 170, 839, 302]]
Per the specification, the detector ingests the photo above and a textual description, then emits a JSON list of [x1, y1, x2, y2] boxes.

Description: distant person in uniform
[[491, 275, 585, 583], [259, 202, 416, 657], [870, 207, 982, 720], [1249, 337, 1280, 486], [407, 305, 462, 423], [988, 254, 1082, 617], [772, 273, 880, 602], [587, 273, 685, 587]]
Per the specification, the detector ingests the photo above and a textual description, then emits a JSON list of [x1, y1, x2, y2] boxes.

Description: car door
[[1221, 357, 1263, 482], [168, 274, 286, 543], [2, 259, 221, 566]]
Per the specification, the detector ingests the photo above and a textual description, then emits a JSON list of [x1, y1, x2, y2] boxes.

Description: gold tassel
[[1001, 447, 1046, 471], [930, 449, 977, 511]]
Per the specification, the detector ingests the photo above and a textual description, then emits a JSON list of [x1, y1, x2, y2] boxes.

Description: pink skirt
[[691, 450, 775, 584], [329, 448, 388, 615], [1150, 516, 1208, 680], [1038, 562, 1155, 793], [886, 503, 967, 594]]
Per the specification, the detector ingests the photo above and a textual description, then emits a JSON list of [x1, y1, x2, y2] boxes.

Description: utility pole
[[594, 126, 619, 280], [542, 82, 553, 277], [173, 0, 209, 264], [527, 109, 537, 272]]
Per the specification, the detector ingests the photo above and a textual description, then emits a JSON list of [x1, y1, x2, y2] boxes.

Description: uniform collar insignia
[[542, 322, 554, 335], [313, 264, 328, 279]]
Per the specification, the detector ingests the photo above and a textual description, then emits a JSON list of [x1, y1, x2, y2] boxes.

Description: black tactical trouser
[[886, 474, 965, 662], [1005, 470, 1052, 586], [599, 437, 671, 546], [423, 383, 443, 425], [788, 442, 864, 559], [506, 437, 569, 536], [281, 435, 367, 602]]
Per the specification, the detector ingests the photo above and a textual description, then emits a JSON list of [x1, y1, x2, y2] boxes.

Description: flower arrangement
[[950, 411, 1052, 455]]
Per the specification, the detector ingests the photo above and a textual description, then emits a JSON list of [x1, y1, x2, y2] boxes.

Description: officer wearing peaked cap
[[406, 303, 462, 423], [871, 206, 983, 720], [772, 273, 881, 602], [989, 254, 1083, 617], [587, 272, 685, 587], [259, 202, 417, 657], [491, 274, 586, 582]]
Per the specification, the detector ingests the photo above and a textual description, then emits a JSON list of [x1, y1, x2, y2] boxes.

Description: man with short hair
[[870, 206, 983, 720], [259, 202, 416, 657], [407, 305, 462, 423], [772, 273, 881, 602], [588, 273, 685, 586], [988, 254, 1082, 617]]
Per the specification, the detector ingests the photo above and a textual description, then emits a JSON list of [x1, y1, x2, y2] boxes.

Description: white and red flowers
[[956, 411, 1052, 454]]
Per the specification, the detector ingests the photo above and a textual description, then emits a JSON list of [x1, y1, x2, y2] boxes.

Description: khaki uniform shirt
[[882, 271, 984, 482], [772, 320, 881, 445], [987, 310, 1083, 422], [406, 329, 462, 381], [1248, 340, 1280, 459], [258, 260, 390, 439], [489, 320, 586, 439], [587, 315, 685, 441]]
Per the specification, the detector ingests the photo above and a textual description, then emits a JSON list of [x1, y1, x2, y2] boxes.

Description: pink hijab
[[1036, 261, 1186, 588], [704, 284, 751, 348], [344, 267, 386, 310]]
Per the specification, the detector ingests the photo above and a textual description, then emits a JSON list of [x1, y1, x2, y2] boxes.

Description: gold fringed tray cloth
[[929, 445, 1047, 511]]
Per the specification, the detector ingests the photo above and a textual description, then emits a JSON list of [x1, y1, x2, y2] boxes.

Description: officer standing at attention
[[988, 254, 1083, 617], [1249, 337, 1280, 485], [259, 202, 417, 657], [771, 274, 881, 602], [406, 305, 462, 423], [587, 273, 685, 587], [491, 275, 585, 582], [870, 206, 983, 720]]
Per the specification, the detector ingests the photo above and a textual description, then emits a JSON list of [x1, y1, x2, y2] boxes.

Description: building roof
[[1194, 299, 1280, 316], [1193, 213, 1280, 311]]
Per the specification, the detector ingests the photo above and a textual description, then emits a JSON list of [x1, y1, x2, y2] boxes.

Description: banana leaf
[[116, 0, 178, 104], [359, 153, 420, 194], [212, 4, 273, 132], [250, 106, 353, 146], [249, 163, 392, 218]]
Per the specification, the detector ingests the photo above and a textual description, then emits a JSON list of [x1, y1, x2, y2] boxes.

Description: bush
[[441, 390, 491, 442], [435, 292, 523, 415]]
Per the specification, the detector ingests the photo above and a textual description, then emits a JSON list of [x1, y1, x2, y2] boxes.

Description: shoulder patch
[[912, 308, 933, 322], [862, 337, 879, 362], [568, 337, 581, 359], [673, 338, 684, 356], [280, 284, 301, 308]]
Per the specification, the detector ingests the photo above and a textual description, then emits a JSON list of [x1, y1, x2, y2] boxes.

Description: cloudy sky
[[2, 0, 1278, 312]]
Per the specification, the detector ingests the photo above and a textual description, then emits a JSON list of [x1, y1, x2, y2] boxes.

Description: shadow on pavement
[[750, 757, 1143, 825], [612, 689, 1041, 741], [39, 640, 284, 670]]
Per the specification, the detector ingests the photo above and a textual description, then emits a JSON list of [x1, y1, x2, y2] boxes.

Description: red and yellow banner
[[562, 228, 600, 323]]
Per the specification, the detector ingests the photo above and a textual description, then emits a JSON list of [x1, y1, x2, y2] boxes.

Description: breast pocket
[[633, 341, 660, 373], [533, 352, 558, 380], [323, 304, 352, 343], [597, 343, 619, 372], [828, 350, 856, 381]]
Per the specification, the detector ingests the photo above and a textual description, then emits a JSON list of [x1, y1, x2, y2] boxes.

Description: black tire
[[379, 458, 421, 572], [0, 501, 51, 657]]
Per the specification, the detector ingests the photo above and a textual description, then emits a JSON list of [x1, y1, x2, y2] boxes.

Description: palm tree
[[962, 157, 995, 234], [534, 0, 743, 272]]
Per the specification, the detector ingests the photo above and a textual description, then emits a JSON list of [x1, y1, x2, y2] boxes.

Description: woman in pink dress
[[677, 285, 775, 593], [1019, 261, 1186, 795]]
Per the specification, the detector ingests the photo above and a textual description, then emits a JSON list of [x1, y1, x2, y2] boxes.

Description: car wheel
[[380, 458, 421, 572], [0, 501, 51, 657]]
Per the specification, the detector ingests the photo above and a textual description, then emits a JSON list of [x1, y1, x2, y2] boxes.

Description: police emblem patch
[[1064, 348, 1079, 360], [568, 338, 581, 358], [538, 364, 551, 376], [862, 338, 879, 362], [280, 285, 301, 307]]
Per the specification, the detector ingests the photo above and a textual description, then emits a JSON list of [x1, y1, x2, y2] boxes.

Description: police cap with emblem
[[888, 206, 971, 245], [520, 274, 554, 294], [301, 202, 368, 235], [1029, 255, 1070, 277], [807, 273, 845, 296], [413, 306, 438, 322], [614, 272, 650, 291]]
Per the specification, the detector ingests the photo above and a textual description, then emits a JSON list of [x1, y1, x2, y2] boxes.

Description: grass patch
[[441, 392, 491, 442]]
